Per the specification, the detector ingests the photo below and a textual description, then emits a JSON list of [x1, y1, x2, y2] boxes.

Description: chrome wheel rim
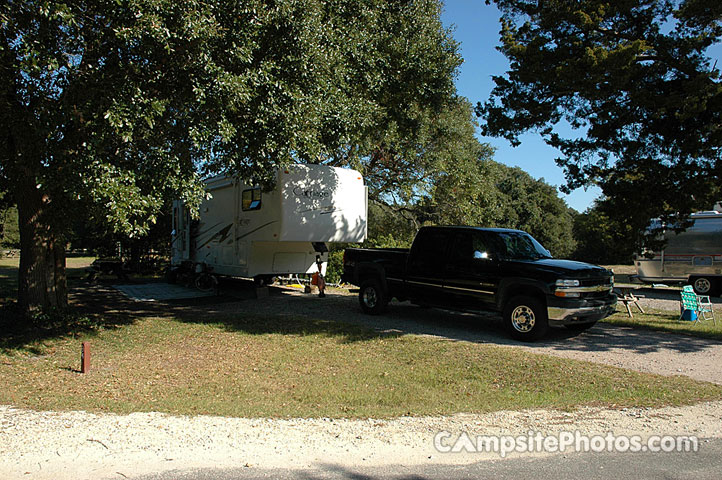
[[694, 278, 711, 294], [363, 288, 378, 308], [511, 305, 535, 333]]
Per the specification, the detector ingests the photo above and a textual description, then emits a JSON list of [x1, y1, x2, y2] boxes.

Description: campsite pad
[[113, 283, 215, 302]]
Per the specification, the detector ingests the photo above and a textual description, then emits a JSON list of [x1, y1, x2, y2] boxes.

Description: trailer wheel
[[359, 278, 388, 315], [165, 268, 178, 284], [253, 275, 276, 287], [195, 273, 218, 292], [691, 276, 716, 296], [503, 295, 548, 342]]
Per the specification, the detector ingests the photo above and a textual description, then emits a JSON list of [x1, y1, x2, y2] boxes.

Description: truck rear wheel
[[359, 279, 388, 315], [503, 295, 549, 342]]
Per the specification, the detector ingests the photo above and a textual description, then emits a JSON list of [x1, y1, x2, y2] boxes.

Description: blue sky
[[440, 1, 721, 213]]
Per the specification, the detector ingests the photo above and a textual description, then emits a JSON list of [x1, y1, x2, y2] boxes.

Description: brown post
[[81, 342, 90, 373]]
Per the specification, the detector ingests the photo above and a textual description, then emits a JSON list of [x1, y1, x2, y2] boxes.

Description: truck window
[[472, 233, 491, 259], [449, 232, 491, 264], [449, 233, 473, 264], [495, 232, 551, 260], [242, 188, 262, 211], [408, 229, 448, 272]]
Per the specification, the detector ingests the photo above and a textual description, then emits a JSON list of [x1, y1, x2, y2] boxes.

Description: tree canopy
[[361, 96, 577, 258], [478, 0, 722, 231], [426, 156, 577, 258], [0, 0, 462, 311], [571, 198, 638, 265]]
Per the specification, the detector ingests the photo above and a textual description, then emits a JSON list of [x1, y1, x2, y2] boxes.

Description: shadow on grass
[[188, 311, 401, 343], [604, 310, 722, 341], [0, 282, 170, 355], [0, 302, 133, 355], [149, 276, 400, 343], [0, 277, 396, 354], [242, 287, 722, 357]]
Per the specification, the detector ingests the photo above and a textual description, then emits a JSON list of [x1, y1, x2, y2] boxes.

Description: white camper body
[[171, 165, 367, 281], [636, 211, 722, 295]]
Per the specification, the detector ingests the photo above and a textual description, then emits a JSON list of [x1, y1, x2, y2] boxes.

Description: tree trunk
[[16, 176, 68, 313]]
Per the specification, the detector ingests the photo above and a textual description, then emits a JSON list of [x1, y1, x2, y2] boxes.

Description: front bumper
[[547, 296, 617, 326]]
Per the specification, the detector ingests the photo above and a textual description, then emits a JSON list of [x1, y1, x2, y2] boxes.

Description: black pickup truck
[[341, 226, 617, 341]]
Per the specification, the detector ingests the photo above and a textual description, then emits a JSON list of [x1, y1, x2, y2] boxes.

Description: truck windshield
[[495, 232, 552, 260]]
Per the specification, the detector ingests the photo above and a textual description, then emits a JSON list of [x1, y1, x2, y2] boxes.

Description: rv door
[[172, 200, 191, 262]]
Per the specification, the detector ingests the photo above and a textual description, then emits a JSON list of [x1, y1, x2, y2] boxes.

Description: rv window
[[242, 188, 262, 211]]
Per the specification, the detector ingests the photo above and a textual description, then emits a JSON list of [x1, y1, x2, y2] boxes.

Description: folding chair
[[680, 285, 716, 325]]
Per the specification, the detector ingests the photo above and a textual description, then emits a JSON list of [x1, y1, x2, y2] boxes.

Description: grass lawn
[[1, 312, 721, 418], [603, 308, 722, 340], [0, 256, 20, 301], [0, 255, 95, 303], [1, 257, 721, 418]]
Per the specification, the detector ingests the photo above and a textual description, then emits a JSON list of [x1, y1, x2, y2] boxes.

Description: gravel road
[[2, 401, 721, 480], [1, 283, 721, 480]]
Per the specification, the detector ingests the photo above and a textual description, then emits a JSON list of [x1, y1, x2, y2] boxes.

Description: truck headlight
[[555, 279, 581, 297]]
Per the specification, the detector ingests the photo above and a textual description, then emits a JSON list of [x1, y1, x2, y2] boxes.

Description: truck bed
[[341, 247, 409, 286]]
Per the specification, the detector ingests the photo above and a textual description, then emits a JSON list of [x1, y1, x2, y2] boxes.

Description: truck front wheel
[[503, 295, 549, 342], [359, 279, 388, 315]]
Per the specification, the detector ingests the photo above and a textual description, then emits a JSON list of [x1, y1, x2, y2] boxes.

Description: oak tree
[[0, 0, 461, 312]]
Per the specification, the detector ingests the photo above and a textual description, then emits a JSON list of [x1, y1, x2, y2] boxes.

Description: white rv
[[171, 164, 367, 285], [636, 211, 722, 296]]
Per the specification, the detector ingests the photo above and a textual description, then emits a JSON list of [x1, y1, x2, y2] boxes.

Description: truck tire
[[691, 276, 717, 296], [359, 278, 388, 315], [503, 295, 549, 342]]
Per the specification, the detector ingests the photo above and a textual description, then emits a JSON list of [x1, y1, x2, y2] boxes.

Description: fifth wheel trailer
[[171, 164, 367, 284], [635, 211, 722, 296]]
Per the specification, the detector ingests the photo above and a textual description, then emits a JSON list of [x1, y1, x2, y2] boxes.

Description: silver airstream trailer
[[636, 211, 722, 296]]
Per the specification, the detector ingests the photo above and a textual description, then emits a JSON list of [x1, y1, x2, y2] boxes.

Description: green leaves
[[480, 0, 722, 233], [1, 0, 465, 239]]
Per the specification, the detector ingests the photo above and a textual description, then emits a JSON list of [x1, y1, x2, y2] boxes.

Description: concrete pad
[[113, 283, 215, 301]]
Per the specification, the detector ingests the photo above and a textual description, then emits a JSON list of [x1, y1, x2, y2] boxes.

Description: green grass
[[1, 257, 721, 418], [603, 308, 722, 340], [1, 313, 721, 418], [0, 255, 95, 302], [0, 256, 19, 301]]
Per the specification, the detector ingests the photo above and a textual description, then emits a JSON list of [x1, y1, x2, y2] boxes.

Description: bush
[[325, 250, 345, 285]]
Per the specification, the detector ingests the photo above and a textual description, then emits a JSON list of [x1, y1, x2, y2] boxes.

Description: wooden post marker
[[81, 342, 90, 373]]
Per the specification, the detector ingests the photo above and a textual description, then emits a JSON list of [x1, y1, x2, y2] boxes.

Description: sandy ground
[[1, 401, 721, 480], [1, 283, 721, 479]]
